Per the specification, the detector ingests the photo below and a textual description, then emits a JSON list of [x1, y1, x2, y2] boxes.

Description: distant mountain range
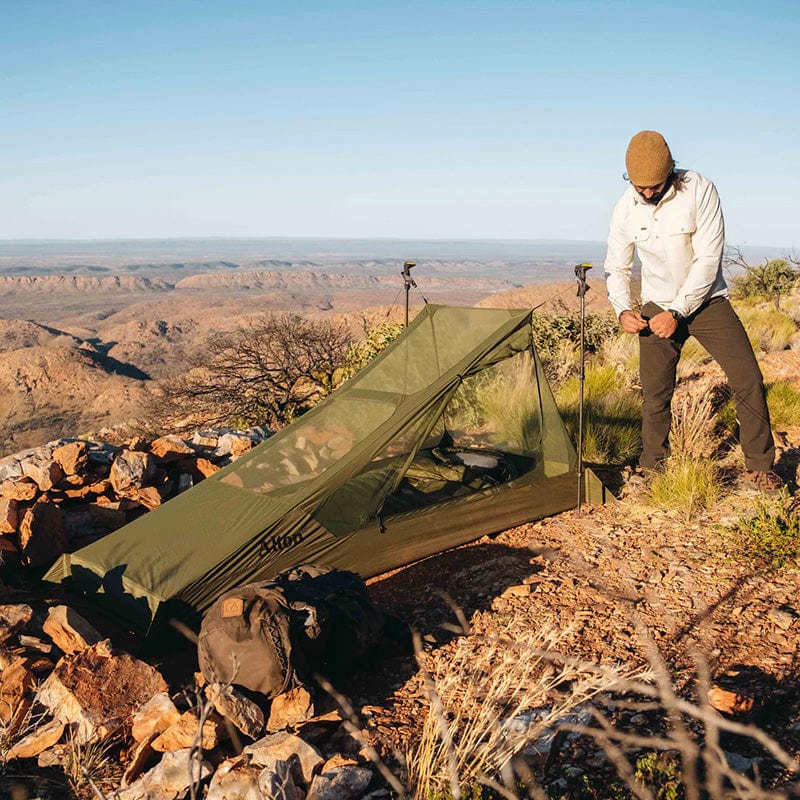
[[0, 237, 787, 284]]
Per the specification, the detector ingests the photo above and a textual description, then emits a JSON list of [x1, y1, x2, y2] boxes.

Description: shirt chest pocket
[[659, 211, 696, 237]]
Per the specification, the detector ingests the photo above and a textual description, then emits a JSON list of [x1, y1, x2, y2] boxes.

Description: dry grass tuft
[[669, 381, 722, 460], [402, 612, 800, 800], [405, 623, 641, 800]]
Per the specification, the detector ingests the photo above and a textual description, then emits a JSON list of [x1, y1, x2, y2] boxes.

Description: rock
[[42, 605, 104, 654], [192, 430, 220, 448], [52, 441, 89, 475], [176, 457, 220, 481], [322, 755, 361, 772], [38, 743, 70, 767], [0, 604, 33, 643], [307, 766, 373, 800], [206, 682, 265, 740], [206, 755, 302, 800], [149, 435, 196, 462], [0, 478, 39, 501], [114, 748, 212, 800], [767, 607, 796, 630], [245, 731, 324, 786], [217, 433, 255, 458], [5, 719, 65, 760], [723, 750, 756, 774], [63, 508, 101, 540], [0, 656, 35, 728], [86, 442, 120, 467], [0, 498, 19, 533], [89, 500, 128, 529], [0, 456, 24, 483], [152, 709, 226, 752], [131, 692, 182, 742], [128, 485, 163, 510], [18, 502, 68, 567], [205, 760, 268, 800], [21, 457, 63, 492], [36, 640, 168, 744], [500, 584, 531, 599], [259, 760, 304, 800], [267, 685, 315, 732], [122, 734, 159, 787], [707, 685, 755, 716], [18, 634, 54, 655], [109, 449, 156, 495]]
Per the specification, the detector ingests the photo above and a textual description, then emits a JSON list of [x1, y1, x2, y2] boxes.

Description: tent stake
[[574, 263, 592, 514]]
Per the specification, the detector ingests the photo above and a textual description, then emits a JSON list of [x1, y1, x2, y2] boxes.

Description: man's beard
[[640, 174, 673, 205], [642, 190, 666, 205]]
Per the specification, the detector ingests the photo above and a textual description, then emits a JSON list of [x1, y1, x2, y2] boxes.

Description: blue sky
[[1, 0, 797, 246]]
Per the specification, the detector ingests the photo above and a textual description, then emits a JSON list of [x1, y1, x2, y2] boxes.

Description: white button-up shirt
[[604, 170, 728, 319]]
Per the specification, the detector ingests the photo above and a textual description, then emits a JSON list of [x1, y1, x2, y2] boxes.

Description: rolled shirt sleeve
[[667, 177, 725, 318]]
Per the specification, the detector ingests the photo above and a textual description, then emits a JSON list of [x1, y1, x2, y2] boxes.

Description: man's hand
[[648, 310, 678, 339], [618, 310, 648, 334]]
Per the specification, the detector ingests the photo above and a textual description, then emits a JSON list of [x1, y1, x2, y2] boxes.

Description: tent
[[45, 305, 605, 634]]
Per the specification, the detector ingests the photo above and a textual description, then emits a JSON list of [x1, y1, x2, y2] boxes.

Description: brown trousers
[[638, 297, 774, 471]]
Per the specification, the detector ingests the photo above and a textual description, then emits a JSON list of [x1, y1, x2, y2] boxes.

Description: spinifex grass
[[717, 380, 800, 436], [765, 381, 800, 428], [647, 455, 722, 522], [738, 306, 799, 353], [556, 364, 641, 464]]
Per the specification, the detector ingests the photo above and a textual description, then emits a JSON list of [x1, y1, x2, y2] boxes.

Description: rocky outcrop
[[0, 427, 270, 561], [0, 274, 173, 295], [0, 589, 379, 800], [175, 269, 515, 292]]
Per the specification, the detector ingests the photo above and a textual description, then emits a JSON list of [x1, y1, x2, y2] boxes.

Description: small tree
[[725, 245, 800, 310], [156, 314, 354, 430]]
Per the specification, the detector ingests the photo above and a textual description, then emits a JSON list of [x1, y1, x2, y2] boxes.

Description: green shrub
[[533, 311, 618, 363], [339, 321, 404, 382], [728, 489, 800, 569], [647, 455, 722, 522], [556, 364, 641, 464], [737, 306, 798, 352], [633, 752, 683, 800], [731, 258, 800, 310]]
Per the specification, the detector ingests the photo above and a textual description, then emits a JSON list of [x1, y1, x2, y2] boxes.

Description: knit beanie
[[625, 131, 674, 186]]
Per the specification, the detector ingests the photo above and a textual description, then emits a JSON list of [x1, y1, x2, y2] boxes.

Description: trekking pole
[[402, 261, 417, 327], [574, 263, 592, 513]]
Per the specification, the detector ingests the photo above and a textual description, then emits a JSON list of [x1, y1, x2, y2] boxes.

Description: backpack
[[197, 564, 389, 698]]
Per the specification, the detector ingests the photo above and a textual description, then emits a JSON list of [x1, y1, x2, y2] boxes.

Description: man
[[604, 130, 780, 491]]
